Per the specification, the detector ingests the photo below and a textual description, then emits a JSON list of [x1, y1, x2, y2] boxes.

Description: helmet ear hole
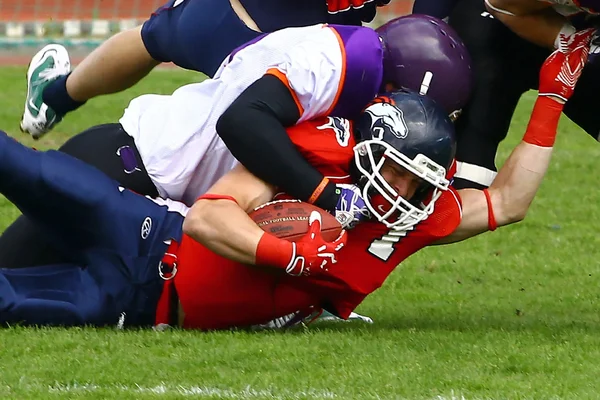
[[382, 81, 396, 93]]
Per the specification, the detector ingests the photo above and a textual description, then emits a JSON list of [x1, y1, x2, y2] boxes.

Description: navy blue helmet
[[353, 90, 456, 231]]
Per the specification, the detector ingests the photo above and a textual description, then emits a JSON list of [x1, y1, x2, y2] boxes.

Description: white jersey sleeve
[[265, 27, 344, 122], [264, 25, 383, 123]]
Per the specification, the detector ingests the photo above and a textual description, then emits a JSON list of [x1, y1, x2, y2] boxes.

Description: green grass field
[[0, 66, 600, 399]]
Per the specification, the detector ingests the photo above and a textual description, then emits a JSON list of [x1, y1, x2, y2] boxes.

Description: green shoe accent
[[26, 57, 59, 123]]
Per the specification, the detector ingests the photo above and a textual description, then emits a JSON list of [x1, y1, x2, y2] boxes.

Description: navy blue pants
[[139, 0, 365, 78], [141, 0, 262, 77], [0, 132, 184, 327]]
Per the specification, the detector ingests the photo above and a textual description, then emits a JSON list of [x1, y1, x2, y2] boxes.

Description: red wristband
[[483, 188, 497, 231], [522, 96, 564, 147], [255, 232, 293, 268], [197, 194, 239, 204]]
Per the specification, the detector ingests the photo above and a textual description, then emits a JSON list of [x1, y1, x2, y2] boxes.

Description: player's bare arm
[[441, 140, 554, 243], [182, 164, 276, 265], [436, 29, 592, 244], [485, 0, 574, 49], [183, 164, 347, 276]]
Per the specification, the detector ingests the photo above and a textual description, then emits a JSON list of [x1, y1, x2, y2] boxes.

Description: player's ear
[[383, 81, 396, 93]]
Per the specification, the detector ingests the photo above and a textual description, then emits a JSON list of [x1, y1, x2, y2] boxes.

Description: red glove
[[327, 0, 374, 14], [539, 28, 593, 103], [256, 211, 347, 276], [524, 29, 592, 147]]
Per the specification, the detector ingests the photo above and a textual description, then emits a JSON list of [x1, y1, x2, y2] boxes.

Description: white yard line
[[47, 382, 337, 399], [9, 381, 482, 400]]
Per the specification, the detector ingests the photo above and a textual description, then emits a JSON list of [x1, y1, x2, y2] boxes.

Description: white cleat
[[20, 44, 71, 139]]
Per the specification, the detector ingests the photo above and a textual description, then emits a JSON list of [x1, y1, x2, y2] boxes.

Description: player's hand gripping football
[[326, 0, 390, 14], [334, 184, 371, 229], [285, 211, 347, 277], [539, 28, 593, 103]]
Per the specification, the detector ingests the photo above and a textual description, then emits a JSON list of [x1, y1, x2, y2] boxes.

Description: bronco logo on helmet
[[364, 96, 408, 140]]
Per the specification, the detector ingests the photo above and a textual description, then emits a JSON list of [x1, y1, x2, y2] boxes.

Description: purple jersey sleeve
[[328, 25, 384, 119]]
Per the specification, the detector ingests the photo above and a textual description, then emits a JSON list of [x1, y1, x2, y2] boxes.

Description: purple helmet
[[376, 14, 473, 114]]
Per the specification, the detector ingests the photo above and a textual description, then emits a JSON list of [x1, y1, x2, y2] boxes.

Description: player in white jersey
[[119, 23, 352, 205], [0, 15, 473, 270]]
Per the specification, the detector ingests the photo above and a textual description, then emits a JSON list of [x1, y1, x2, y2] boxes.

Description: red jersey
[[174, 117, 462, 330]]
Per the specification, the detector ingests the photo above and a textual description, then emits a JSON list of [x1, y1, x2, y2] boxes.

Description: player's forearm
[[434, 138, 554, 245], [486, 0, 569, 49], [183, 199, 314, 274], [183, 200, 265, 265], [182, 164, 278, 265], [488, 143, 553, 226], [489, 96, 561, 226]]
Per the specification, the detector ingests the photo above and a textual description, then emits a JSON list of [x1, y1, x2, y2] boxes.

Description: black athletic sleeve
[[216, 74, 338, 211]]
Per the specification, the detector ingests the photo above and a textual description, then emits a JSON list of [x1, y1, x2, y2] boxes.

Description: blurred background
[[0, 0, 414, 65]]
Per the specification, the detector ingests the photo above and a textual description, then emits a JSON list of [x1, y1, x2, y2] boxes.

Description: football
[[249, 199, 343, 242]]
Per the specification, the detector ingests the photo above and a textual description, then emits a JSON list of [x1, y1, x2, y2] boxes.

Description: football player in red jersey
[[170, 32, 591, 330], [0, 32, 589, 328]]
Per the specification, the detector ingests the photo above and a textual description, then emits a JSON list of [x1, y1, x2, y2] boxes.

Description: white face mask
[[353, 138, 450, 231]]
